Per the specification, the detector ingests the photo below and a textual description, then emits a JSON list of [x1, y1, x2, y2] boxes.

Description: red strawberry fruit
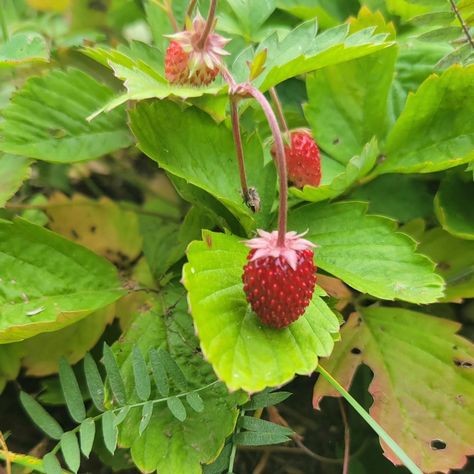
[[242, 230, 317, 328], [272, 130, 321, 188], [165, 14, 229, 86]]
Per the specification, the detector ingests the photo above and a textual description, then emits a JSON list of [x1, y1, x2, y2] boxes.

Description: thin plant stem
[[184, 0, 198, 25], [230, 97, 251, 205], [245, 85, 288, 245], [0, 432, 11, 474], [269, 87, 289, 136], [228, 410, 243, 473], [339, 399, 350, 474], [449, 0, 474, 50], [152, 0, 178, 32], [197, 0, 217, 49]]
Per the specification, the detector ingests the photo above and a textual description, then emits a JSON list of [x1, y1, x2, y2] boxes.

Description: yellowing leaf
[[46, 194, 142, 265], [314, 307, 474, 473], [27, 0, 70, 12]]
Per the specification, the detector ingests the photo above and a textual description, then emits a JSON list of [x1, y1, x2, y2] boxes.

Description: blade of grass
[[317, 366, 422, 474]]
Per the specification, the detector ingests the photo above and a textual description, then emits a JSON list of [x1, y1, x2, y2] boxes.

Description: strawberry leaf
[[0, 32, 49, 66], [290, 138, 378, 203], [304, 47, 397, 164], [378, 65, 474, 174], [288, 201, 444, 303], [130, 100, 276, 234], [313, 306, 474, 473], [182, 231, 341, 392], [0, 218, 125, 343], [435, 174, 474, 240], [0, 69, 132, 163], [0, 154, 31, 207], [113, 287, 244, 474], [242, 21, 393, 90]]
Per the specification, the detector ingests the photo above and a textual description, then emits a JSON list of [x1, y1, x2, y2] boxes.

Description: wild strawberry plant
[[0, 1, 473, 474]]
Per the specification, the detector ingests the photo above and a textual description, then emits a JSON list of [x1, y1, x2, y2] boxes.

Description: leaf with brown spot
[[46, 193, 142, 265], [314, 306, 474, 473]]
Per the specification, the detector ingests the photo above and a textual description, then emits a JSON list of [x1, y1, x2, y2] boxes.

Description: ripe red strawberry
[[242, 230, 317, 329], [165, 14, 229, 86], [272, 130, 321, 188]]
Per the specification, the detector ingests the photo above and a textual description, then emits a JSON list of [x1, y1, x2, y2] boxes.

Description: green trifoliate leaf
[[0, 69, 133, 163], [314, 306, 474, 474], [183, 231, 340, 392], [435, 174, 474, 240], [378, 65, 474, 174], [0, 218, 125, 343], [113, 288, 243, 474], [288, 201, 444, 303]]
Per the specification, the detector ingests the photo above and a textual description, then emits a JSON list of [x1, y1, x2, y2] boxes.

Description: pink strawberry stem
[[269, 87, 289, 136], [244, 85, 288, 246], [230, 96, 251, 204], [197, 0, 217, 49], [162, 0, 179, 32]]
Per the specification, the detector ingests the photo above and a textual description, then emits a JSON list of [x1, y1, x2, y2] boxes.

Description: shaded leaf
[[183, 231, 340, 392], [60, 432, 80, 473], [378, 65, 474, 174], [417, 26, 462, 42], [84, 353, 105, 411], [149, 348, 169, 397], [240, 415, 293, 436], [59, 357, 86, 423], [167, 397, 187, 422], [102, 411, 118, 454], [42, 453, 62, 474], [243, 390, 292, 410], [0, 218, 124, 343], [132, 346, 151, 401], [435, 174, 474, 240], [0, 69, 132, 163], [186, 392, 204, 413], [20, 392, 63, 440], [235, 431, 290, 446], [418, 228, 474, 302], [102, 343, 127, 406], [79, 418, 95, 458], [0, 344, 22, 394], [314, 306, 474, 473], [139, 401, 154, 436], [0, 154, 31, 207], [227, 0, 276, 40], [288, 201, 444, 303]]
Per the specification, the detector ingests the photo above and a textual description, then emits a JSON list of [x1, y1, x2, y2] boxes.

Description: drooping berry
[[242, 230, 317, 329], [164, 14, 229, 86], [272, 130, 321, 188]]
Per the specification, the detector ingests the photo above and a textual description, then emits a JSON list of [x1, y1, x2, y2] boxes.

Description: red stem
[[230, 97, 250, 204], [244, 86, 288, 246], [197, 0, 217, 49]]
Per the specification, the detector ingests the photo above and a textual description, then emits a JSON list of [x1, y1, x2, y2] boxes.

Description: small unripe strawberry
[[165, 14, 229, 86], [242, 230, 317, 329], [272, 130, 321, 188]]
